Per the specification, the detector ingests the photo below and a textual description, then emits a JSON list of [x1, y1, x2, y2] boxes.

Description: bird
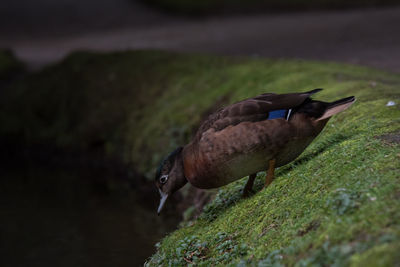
[[155, 89, 355, 214]]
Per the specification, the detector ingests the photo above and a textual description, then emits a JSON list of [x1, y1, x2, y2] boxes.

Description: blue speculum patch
[[268, 109, 287, 120]]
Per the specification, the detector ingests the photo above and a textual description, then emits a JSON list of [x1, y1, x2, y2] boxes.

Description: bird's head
[[155, 146, 187, 215]]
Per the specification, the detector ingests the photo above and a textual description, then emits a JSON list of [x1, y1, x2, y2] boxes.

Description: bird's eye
[[159, 175, 168, 184]]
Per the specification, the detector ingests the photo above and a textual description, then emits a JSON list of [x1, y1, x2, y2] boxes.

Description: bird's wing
[[196, 89, 322, 136]]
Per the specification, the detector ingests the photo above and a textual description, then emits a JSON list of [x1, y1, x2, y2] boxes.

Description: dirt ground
[[1, 1, 400, 72]]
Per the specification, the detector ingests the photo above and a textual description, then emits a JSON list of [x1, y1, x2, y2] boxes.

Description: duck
[[155, 89, 355, 214]]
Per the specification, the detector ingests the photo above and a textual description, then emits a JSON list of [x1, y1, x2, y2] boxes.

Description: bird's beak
[[157, 189, 169, 215]]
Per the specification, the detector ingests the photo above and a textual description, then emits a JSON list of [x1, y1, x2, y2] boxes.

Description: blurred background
[[1, 0, 400, 71], [1, 1, 399, 266]]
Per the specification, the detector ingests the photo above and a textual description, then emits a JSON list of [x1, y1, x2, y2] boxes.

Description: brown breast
[[183, 114, 329, 189]]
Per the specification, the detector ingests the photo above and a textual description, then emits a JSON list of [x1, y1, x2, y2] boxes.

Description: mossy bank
[[1, 51, 399, 265], [145, 59, 400, 265]]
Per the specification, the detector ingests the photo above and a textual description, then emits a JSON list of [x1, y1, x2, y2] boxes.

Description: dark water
[[0, 165, 180, 267]]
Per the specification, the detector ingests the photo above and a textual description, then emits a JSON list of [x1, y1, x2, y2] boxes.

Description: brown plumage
[[155, 89, 355, 214]]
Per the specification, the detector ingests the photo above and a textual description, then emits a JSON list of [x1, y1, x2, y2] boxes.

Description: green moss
[[135, 54, 398, 265], [350, 242, 400, 267], [149, 122, 400, 265]]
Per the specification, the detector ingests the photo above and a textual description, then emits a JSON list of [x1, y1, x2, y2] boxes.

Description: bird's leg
[[242, 173, 257, 198], [264, 159, 276, 188]]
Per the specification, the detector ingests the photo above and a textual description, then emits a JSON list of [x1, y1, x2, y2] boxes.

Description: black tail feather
[[306, 88, 323, 96], [328, 96, 356, 108]]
